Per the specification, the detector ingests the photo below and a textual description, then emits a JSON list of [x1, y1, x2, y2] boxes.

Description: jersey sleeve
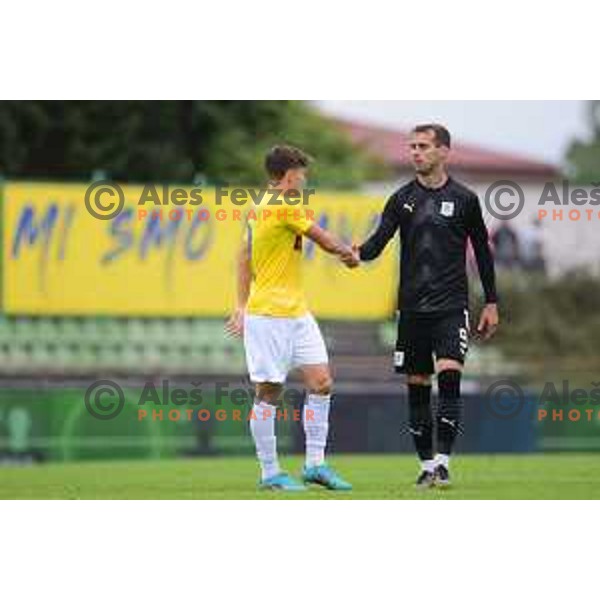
[[466, 194, 498, 304], [282, 208, 314, 235], [359, 192, 401, 260]]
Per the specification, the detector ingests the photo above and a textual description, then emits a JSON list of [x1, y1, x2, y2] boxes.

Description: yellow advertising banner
[[3, 181, 397, 318]]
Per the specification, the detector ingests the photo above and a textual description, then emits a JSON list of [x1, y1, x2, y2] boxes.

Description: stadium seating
[[0, 316, 246, 376], [0, 316, 521, 378]]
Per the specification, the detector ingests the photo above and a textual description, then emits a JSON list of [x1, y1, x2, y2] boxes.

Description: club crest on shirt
[[440, 201, 454, 217]]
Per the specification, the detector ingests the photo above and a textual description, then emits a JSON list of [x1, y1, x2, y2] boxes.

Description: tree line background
[[0, 100, 385, 187], [1, 99, 598, 184]]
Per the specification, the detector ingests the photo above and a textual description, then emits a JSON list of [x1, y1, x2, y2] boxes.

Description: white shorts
[[243, 313, 329, 383]]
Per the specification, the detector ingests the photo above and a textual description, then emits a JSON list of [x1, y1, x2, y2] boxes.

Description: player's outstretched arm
[[358, 193, 401, 261], [225, 243, 251, 337], [304, 224, 359, 268]]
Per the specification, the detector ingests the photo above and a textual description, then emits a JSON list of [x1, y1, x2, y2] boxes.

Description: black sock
[[436, 370, 462, 455], [408, 384, 433, 461]]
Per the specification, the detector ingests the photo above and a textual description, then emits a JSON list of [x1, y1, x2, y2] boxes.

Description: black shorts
[[394, 309, 470, 375]]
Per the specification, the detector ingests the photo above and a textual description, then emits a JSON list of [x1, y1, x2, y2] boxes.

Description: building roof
[[335, 118, 560, 178]]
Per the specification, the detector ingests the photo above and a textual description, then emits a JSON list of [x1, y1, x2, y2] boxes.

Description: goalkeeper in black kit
[[355, 124, 499, 488]]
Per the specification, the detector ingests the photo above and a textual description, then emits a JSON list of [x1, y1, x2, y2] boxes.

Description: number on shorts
[[459, 326, 468, 355], [459, 310, 469, 355]]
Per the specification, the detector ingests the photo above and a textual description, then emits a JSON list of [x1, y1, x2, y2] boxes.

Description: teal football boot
[[302, 463, 353, 491]]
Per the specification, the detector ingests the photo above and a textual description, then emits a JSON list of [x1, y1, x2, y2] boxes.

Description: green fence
[[0, 386, 297, 462]]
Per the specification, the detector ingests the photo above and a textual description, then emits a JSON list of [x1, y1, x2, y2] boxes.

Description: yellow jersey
[[245, 207, 314, 317]]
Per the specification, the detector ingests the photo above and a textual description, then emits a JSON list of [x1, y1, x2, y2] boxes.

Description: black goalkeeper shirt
[[359, 177, 497, 313]]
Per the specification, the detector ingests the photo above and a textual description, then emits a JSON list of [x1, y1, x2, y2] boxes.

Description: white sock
[[303, 393, 331, 467], [250, 400, 280, 480], [422, 459, 436, 473], [435, 453, 450, 469]]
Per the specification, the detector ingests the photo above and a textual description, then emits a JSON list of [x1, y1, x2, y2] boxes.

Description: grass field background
[[1, 454, 600, 499]]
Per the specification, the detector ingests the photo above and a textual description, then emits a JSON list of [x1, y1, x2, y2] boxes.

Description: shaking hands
[[339, 243, 361, 269]]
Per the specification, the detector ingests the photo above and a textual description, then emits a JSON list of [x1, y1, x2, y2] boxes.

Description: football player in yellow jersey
[[226, 145, 359, 491]]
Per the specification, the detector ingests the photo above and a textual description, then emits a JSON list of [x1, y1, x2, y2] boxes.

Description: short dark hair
[[265, 145, 312, 180], [412, 124, 451, 149]]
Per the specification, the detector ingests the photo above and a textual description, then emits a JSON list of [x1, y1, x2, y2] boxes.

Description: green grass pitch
[[1, 454, 600, 499]]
